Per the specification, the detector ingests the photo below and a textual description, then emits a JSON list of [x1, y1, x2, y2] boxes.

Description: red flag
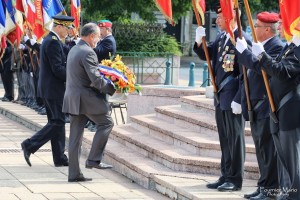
[[220, 0, 234, 39], [279, 0, 300, 39], [154, 0, 174, 25], [192, 0, 206, 25], [71, 0, 81, 29]]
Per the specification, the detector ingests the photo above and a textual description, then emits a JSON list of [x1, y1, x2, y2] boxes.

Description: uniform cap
[[53, 15, 75, 28], [98, 20, 112, 28], [257, 12, 280, 23]]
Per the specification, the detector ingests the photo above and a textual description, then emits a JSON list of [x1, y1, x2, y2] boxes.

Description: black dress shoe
[[250, 192, 275, 200], [244, 188, 260, 199], [85, 162, 113, 169], [68, 175, 92, 182], [217, 182, 241, 191], [2, 97, 13, 102], [55, 162, 69, 167], [206, 179, 225, 189], [21, 142, 32, 167]]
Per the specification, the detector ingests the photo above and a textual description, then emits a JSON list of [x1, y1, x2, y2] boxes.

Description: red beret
[[98, 20, 112, 28], [257, 12, 280, 23]]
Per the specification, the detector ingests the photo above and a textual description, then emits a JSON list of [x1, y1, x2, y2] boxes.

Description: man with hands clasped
[[237, 17, 300, 199], [194, 5, 250, 192], [235, 12, 284, 200]]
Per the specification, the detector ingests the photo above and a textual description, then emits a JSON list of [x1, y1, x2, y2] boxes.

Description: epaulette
[[52, 36, 57, 40]]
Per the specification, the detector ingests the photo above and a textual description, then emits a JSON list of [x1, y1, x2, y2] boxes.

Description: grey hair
[[269, 22, 278, 35], [81, 23, 99, 37]]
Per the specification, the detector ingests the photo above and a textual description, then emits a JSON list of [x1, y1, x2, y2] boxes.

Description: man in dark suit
[[242, 19, 300, 200], [94, 19, 116, 63], [235, 12, 284, 200], [194, 6, 250, 191], [0, 41, 14, 102], [63, 23, 115, 182], [21, 15, 74, 167]]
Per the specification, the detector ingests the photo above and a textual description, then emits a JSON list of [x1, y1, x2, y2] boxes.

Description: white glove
[[292, 35, 300, 47], [231, 101, 242, 114], [74, 38, 80, 44], [30, 38, 37, 46], [252, 42, 265, 57], [236, 37, 247, 54], [18, 44, 25, 50], [195, 26, 206, 44], [23, 35, 29, 42]]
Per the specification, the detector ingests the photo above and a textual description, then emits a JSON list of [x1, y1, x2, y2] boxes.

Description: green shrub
[[113, 22, 182, 56]]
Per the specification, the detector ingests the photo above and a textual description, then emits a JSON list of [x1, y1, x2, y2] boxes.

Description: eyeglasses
[[254, 24, 271, 28]]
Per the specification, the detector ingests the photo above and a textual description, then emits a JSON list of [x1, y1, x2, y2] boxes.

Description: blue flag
[[43, 0, 65, 30], [0, 0, 5, 35]]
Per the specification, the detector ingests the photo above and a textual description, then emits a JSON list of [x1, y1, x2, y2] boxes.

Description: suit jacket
[[94, 35, 116, 63], [38, 32, 66, 100], [237, 36, 284, 120], [62, 40, 116, 115], [258, 44, 300, 132], [194, 30, 251, 110]]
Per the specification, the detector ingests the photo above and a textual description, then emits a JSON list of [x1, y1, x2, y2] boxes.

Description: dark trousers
[[273, 128, 300, 199], [250, 118, 278, 189], [68, 113, 114, 179], [23, 98, 67, 165], [0, 65, 14, 100], [215, 107, 245, 187]]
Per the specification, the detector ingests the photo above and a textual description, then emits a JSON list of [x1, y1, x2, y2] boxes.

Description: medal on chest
[[222, 53, 235, 72]]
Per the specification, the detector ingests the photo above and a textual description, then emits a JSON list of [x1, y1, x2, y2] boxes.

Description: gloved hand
[[23, 35, 29, 42], [236, 37, 247, 54], [74, 37, 81, 44], [195, 26, 206, 44], [292, 35, 300, 47], [231, 101, 242, 114], [30, 38, 37, 46], [252, 42, 265, 57], [18, 44, 25, 50]]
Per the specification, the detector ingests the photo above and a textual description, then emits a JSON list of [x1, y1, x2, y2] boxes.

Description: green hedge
[[113, 22, 182, 56]]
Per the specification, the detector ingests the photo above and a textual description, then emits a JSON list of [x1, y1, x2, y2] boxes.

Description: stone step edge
[[112, 124, 258, 173], [180, 95, 215, 111], [155, 105, 252, 136], [130, 114, 256, 154]]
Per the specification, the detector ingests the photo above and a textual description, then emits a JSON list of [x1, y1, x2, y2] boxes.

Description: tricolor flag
[[192, 0, 206, 25], [42, 0, 64, 31], [4, 0, 23, 46], [220, 0, 234, 40], [71, 0, 80, 29], [154, 0, 174, 25], [98, 65, 128, 83], [0, 0, 6, 59], [279, 0, 300, 39]]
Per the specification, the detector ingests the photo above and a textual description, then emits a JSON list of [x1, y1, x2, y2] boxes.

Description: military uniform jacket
[[94, 35, 116, 63], [258, 44, 300, 131], [38, 32, 66, 100], [62, 40, 116, 115], [237, 36, 284, 120], [194, 30, 251, 110]]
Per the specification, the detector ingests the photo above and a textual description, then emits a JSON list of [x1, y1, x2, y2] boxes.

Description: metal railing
[[116, 52, 174, 84]]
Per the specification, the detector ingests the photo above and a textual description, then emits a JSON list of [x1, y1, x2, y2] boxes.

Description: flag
[[220, 0, 234, 40], [71, 0, 80, 29], [42, 0, 64, 30], [0, 0, 6, 59], [22, 0, 46, 41], [192, 0, 206, 25], [279, 0, 300, 39], [154, 0, 174, 25]]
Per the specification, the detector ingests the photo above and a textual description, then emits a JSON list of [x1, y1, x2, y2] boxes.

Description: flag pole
[[234, 0, 253, 122], [192, 0, 218, 103], [243, 0, 278, 123]]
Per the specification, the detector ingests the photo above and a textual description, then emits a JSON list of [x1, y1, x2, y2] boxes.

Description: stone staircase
[[0, 94, 258, 200]]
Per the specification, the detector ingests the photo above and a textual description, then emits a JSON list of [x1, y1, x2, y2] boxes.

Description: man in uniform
[[235, 12, 284, 200], [94, 19, 116, 63], [193, 5, 250, 191], [21, 15, 74, 167], [238, 17, 300, 199]]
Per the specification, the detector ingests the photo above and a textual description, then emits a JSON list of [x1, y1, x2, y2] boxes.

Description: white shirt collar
[[261, 36, 274, 45]]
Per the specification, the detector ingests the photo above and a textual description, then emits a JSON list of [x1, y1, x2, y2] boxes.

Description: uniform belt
[[217, 74, 234, 93], [253, 96, 266, 111], [277, 84, 300, 112]]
